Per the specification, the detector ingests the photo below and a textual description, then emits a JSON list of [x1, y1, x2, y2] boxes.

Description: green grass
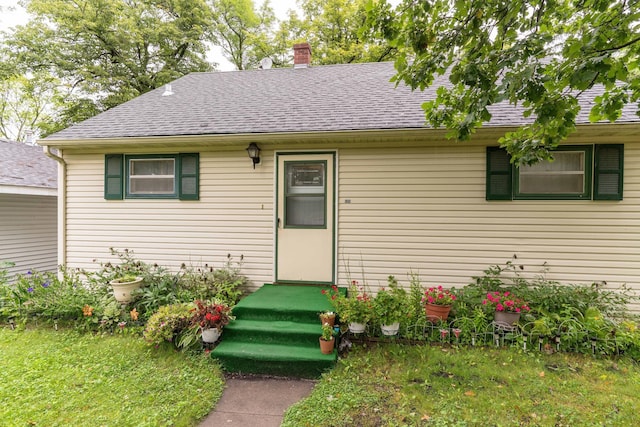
[[283, 344, 640, 426], [0, 327, 224, 427]]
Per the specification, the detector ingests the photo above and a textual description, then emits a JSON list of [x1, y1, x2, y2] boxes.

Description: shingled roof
[[0, 139, 57, 191], [46, 61, 639, 141]]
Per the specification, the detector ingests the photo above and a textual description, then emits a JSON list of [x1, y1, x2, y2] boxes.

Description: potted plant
[[188, 300, 234, 344], [323, 281, 373, 333], [319, 322, 335, 354], [423, 286, 457, 323], [482, 291, 530, 326], [372, 276, 407, 336], [319, 311, 336, 327], [109, 273, 144, 303]]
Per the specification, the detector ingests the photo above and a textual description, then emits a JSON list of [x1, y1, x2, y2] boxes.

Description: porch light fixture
[[246, 142, 261, 169]]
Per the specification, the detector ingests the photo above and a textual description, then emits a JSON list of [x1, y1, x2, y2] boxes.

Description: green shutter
[[486, 147, 512, 200], [104, 154, 124, 200], [178, 153, 199, 200], [594, 144, 623, 200]]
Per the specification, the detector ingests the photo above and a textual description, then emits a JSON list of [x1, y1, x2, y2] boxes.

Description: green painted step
[[213, 341, 337, 378], [231, 284, 338, 323], [211, 284, 344, 378], [223, 319, 323, 347]]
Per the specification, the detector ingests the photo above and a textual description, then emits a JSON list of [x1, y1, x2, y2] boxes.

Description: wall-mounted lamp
[[246, 142, 261, 169]]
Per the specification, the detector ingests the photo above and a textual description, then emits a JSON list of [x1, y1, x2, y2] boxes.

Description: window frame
[[126, 154, 177, 199], [104, 153, 199, 201], [513, 145, 593, 200], [486, 144, 623, 201]]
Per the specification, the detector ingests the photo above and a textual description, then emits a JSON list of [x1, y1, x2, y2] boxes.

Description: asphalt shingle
[[45, 61, 639, 141], [0, 139, 57, 189]]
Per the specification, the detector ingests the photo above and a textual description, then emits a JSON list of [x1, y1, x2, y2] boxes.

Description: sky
[[0, 0, 302, 71]]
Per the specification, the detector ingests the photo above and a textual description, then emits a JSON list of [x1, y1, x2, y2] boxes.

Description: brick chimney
[[293, 43, 311, 68]]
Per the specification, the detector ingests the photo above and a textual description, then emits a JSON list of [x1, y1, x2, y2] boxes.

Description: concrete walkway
[[199, 376, 316, 427]]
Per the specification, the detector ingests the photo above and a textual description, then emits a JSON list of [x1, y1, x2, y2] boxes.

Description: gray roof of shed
[[0, 139, 57, 189], [46, 61, 639, 141]]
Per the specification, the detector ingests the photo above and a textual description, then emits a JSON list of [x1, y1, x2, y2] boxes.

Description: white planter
[[201, 328, 221, 343], [349, 322, 366, 334], [381, 322, 400, 336], [109, 277, 143, 303]]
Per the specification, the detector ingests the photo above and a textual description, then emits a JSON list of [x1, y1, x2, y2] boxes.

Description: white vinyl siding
[[60, 134, 640, 312], [337, 142, 640, 313], [0, 194, 57, 280], [64, 150, 274, 290]]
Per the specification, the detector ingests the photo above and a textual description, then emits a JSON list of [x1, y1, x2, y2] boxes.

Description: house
[[0, 139, 58, 279], [41, 43, 640, 310]]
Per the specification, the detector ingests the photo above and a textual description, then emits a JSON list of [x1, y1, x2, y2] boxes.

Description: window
[[104, 153, 199, 200], [284, 161, 327, 227], [515, 146, 592, 200], [486, 144, 623, 201], [128, 157, 176, 196]]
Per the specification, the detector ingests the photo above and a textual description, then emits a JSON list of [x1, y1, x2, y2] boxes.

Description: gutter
[[42, 145, 66, 271]]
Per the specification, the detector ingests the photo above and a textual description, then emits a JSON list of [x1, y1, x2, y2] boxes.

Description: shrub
[[143, 303, 193, 346], [0, 268, 106, 325], [457, 257, 638, 321], [176, 255, 247, 305], [83, 248, 169, 287], [0, 261, 13, 285]]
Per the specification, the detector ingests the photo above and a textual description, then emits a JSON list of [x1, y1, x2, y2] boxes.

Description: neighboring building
[[41, 44, 640, 310], [0, 139, 58, 279]]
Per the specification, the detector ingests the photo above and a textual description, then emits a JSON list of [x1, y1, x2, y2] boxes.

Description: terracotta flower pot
[[319, 337, 335, 354], [424, 303, 451, 323], [320, 313, 336, 328]]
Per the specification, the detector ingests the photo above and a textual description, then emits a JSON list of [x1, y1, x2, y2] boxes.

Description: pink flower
[[496, 303, 504, 311]]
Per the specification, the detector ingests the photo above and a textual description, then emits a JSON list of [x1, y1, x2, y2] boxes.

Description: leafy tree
[[0, 72, 63, 141], [209, 0, 276, 70], [367, 0, 640, 165], [283, 0, 395, 65], [1, 0, 214, 134]]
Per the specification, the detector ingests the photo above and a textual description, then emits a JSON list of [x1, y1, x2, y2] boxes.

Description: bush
[[0, 268, 107, 325], [176, 255, 247, 305], [1, 249, 249, 335], [143, 303, 194, 346], [455, 258, 638, 320]]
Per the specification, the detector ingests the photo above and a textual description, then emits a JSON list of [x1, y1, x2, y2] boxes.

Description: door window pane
[[285, 162, 326, 227]]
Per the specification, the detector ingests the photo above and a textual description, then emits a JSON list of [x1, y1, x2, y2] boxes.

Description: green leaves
[[367, 0, 640, 165], [1, 0, 213, 134]]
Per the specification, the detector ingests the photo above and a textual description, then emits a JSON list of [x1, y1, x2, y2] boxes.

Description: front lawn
[[283, 344, 640, 426], [0, 327, 224, 427]]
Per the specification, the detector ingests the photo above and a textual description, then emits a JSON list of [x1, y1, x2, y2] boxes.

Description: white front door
[[276, 152, 335, 283]]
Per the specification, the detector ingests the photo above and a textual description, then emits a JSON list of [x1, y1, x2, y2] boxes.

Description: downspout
[[42, 145, 66, 271]]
